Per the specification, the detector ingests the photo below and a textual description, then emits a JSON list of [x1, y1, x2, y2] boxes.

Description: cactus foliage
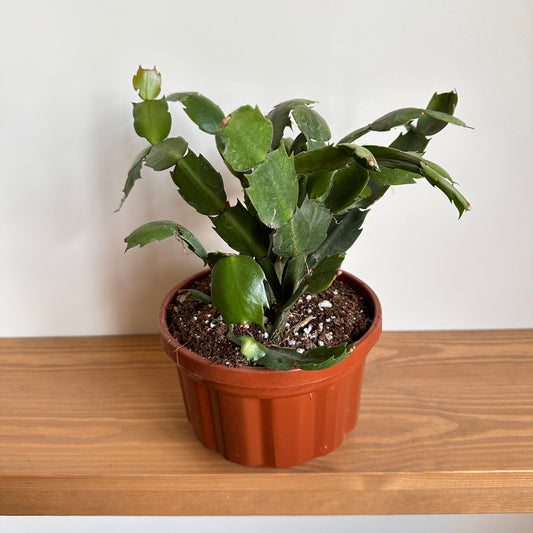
[[121, 66, 471, 370]]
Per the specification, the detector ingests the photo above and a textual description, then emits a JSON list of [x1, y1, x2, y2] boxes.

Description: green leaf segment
[[171, 150, 226, 215], [121, 67, 472, 370], [246, 145, 298, 228], [167, 92, 225, 134], [216, 105, 273, 172], [211, 256, 269, 330]]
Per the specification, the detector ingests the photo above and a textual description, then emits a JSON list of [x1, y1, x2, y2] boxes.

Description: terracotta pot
[[159, 269, 382, 467]]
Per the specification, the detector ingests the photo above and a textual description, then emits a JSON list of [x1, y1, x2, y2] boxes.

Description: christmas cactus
[[120, 66, 471, 370]]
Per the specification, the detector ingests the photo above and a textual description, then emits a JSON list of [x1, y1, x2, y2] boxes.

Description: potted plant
[[118, 66, 471, 467]]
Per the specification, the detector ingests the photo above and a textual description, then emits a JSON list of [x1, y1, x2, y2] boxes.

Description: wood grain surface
[[1, 330, 532, 515]]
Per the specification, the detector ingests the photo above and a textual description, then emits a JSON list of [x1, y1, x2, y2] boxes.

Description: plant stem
[[258, 257, 282, 301], [270, 305, 290, 344]]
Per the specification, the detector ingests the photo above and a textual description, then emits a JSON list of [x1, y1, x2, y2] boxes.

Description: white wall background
[[1, 0, 532, 337], [1, 2, 531, 530]]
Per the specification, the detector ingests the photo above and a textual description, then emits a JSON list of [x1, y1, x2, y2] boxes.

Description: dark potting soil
[[166, 274, 373, 368]]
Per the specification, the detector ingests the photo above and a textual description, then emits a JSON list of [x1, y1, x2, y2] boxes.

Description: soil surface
[[166, 274, 373, 367]]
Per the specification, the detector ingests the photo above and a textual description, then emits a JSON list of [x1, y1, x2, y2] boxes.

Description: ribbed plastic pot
[[159, 269, 382, 468]]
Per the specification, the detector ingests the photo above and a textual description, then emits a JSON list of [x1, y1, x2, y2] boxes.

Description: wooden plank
[[1, 331, 532, 515]]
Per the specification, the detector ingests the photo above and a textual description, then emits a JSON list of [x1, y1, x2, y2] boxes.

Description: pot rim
[[159, 269, 382, 388]]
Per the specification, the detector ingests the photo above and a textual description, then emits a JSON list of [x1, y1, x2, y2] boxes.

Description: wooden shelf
[[1, 330, 532, 515]]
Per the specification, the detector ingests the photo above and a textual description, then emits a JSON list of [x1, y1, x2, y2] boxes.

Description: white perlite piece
[[318, 300, 332, 309]]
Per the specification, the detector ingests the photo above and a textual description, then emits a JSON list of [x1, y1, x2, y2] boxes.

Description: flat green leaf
[[233, 336, 354, 371], [420, 161, 471, 217], [145, 137, 188, 170], [212, 201, 270, 258], [306, 253, 345, 294], [390, 130, 429, 152], [313, 208, 368, 260], [171, 150, 226, 215], [253, 346, 303, 371], [294, 145, 352, 174], [289, 132, 308, 155], [267, 99, 315, 149], [339, 109, 422, 144], [246, 145, 298, 228], [338, 125, 372, 144], [370, 105, 470, 133], [323, 162, 369, 213], [116, 146, 151, 211], [355, 179, 390, 210], [347, 106, 467, 136], [308, 140, 326, 151], [423, 158, 454, 183], [179, 289, 212, 304], [366, 145, 470, 216], [257, 257, 283, 302], [297, 343, 354, 370], [366, 145, 461, 186], [337, 143, 380, 170], [364, 145, 422, 173], [416, 91, 458, 136], [292, 105, 331, 142], [423, 109, 471, 129], [359, 186, 372, 198], [217, 105, 273, 171], [237, 335, 268, 362], [206, 252, 230, 268], [132, 99, 171, 144], [166, 92, 225, 134], [273, 197, 332, 257], [369, 107, 423, 131], [306, 170, 333, 198], [124, 220, 208, 264], [237, 337, 300, 370], [339, 92, 467, 144], [372, 165, 418, 186], [211, 255, 269, 329], [230, 334, 302, 371], [132, 66, 161, 100], [280, 137, 294, 152], [176, 225, 208, 264], [281, 255, 310, 303], [124, 220, 178, 251]]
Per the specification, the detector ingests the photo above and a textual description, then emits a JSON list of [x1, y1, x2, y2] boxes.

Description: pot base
[[178, 356, 366, 467]]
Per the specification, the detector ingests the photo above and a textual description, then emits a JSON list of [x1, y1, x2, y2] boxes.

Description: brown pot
[[159, 269, 382, 467]]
